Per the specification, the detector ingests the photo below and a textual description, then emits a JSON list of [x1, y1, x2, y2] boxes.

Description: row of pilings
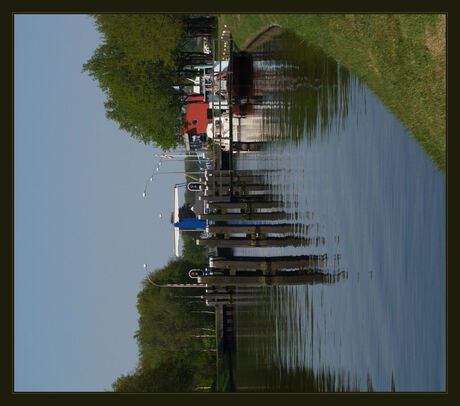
[[193, 159, 346, 367]]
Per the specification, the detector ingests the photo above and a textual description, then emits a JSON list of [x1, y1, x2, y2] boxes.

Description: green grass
[[218, 14, 446, 172]]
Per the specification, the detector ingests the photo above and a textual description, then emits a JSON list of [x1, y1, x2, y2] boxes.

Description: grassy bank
[[219, 14, 446, 172]]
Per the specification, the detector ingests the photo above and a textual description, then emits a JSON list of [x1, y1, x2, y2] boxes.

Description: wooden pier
[[200, 272, 346, 288], [199, 211, 292, 221], [207, 223, 292, 234], [197, 236, 324, 248], [196, 159, 325, 251], [209, 254, 328, 271]]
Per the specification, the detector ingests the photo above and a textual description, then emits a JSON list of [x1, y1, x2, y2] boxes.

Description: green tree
[[92, 14, 185, 69], [135, 259, 214, 362], [112, 358, 195, 392], [83, 44, 183, 148], [83, 14, 218, 149], [112, 258, 216, 392], [83, 14, 189, 150], [182, 233, 207, 265]]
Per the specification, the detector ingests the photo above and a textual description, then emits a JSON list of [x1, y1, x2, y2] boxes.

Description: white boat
[[206, 112, 231, 150]]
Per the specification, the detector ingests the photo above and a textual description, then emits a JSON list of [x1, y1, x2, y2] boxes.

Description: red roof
[[182, 94, 211, 137]]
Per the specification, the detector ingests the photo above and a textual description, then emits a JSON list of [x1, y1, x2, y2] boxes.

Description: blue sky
[[14, 14, 187, 391]]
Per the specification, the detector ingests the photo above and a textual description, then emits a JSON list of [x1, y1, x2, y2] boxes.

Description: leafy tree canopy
[[135, 259, 213, 368], [111, 258, 215, 392], [112, 358, 195, 392], [92, 14, 184, 69], [83, 14, 190, 150]]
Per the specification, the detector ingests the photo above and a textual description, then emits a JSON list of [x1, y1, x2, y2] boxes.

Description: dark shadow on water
[[219, 284, 397, 392], [248, 29, 353, 146], [233, 362, 361, 392], [227, 285, 371, 392]]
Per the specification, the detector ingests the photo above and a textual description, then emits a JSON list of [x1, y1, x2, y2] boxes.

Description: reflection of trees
[[235, 363, 361, 392], [253, 30, 352, 145], [231, 287, 373, 392]]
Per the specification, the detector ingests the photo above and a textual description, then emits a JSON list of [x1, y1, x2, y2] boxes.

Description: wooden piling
[[198, 194, 232, 202], [204, 175, 264, 184], [208, 255, 327, 270], [197, 236, 319, 248], [207, 201, 285, 210], [204, 184, 269, 194], [205, 169, 279, 176], [199, 211, 291, 221], [199, 272, 346, 287], [207, 223, 293, 234]]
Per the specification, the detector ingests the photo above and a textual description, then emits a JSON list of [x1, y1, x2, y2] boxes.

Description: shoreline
[[241, 24, 284, 52], [218, 14, 446, 172]]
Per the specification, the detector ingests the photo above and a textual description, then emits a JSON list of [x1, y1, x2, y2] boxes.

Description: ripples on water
[[229, 30, 446, 392]]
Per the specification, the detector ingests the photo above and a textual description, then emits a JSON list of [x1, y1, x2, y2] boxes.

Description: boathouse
[[182, 93, 212, 150]]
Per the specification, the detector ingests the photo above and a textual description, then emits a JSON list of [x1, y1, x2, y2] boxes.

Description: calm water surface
[[230, 32, 446, 392]]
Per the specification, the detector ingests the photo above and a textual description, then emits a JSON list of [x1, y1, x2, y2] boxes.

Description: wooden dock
[[209, 254, 328, 270], [200, 271, 346, 287], [197, 236, 324, 248], [198, 156, 329, 271]]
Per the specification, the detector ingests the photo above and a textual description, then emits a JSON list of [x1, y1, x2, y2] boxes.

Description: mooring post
[[196, 236, 319, 248], [208, 255, 328, 271]]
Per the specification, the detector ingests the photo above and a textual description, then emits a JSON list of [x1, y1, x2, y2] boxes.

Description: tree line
[[83, 14, 217, 150], [111, 246, 213, 392]]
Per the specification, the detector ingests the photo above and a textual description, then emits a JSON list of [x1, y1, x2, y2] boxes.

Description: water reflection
[[226, 29, 446, 392], [250, 30, 353, 145]]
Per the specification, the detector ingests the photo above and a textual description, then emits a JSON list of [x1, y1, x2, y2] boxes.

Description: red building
[[182, 94, 212, 148]]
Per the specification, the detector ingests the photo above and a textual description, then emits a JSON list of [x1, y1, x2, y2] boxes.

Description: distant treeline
[[83, 14, 217, 150], [112, 239, 212, 392]]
